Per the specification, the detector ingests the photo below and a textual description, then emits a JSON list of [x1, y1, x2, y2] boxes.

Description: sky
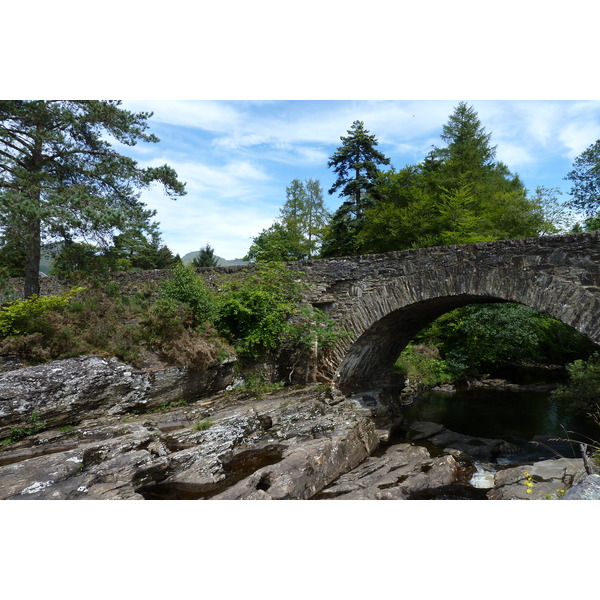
[[118, 99, 600, 260]]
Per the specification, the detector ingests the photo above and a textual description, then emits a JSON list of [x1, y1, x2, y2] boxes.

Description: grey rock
[[487, 458, 585, 500], [316, 443, 460, 500], [563, 474, 600, 500], [0, 384, 380, 500], [0, 355, 235, 438]]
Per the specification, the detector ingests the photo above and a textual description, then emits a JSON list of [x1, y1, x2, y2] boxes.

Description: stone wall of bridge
[[283, 232, 600, 391]]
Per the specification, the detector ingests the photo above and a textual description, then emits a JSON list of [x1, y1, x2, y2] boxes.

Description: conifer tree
[[323, 121, 390, 257], [327, 120, 391, 220], [0, 100, 186, 297], [193, 243, 220, 268]]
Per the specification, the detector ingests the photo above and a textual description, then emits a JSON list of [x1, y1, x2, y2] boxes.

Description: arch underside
[[334, 293, 502, 393]]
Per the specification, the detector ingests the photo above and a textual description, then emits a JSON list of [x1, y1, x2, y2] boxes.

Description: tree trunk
[[23, 217, 41, 298]]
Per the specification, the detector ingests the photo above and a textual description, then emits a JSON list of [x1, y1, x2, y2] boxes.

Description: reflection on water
[[402, 386, 599, 463]]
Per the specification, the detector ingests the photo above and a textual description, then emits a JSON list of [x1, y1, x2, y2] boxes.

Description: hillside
[[181, 251, 248, 267]]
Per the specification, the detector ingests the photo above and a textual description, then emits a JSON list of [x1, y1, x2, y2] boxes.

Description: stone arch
[[331, 265, 600, 394]]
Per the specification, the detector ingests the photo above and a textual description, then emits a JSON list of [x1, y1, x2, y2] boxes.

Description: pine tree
[[193, 243, 220, 267], [323, 121, 390, 257], [328, 120, 391, 219], [0, 100, 185, 297]]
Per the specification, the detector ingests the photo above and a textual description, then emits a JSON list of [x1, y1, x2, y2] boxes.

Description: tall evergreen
[[193, 243, 220, 268], [323, 121, 390, 257], [328, 120, 391, 219], [0, 100, 185, 297], [359, 103, 550, 254]]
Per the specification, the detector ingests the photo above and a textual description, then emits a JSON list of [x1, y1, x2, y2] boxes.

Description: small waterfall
[[470, 462, 496, 488]]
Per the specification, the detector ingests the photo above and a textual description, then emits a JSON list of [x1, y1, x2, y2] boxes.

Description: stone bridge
[[285, 232, 600, 393]]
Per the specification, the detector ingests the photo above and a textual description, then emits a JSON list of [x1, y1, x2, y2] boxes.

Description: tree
[[280, 178, 329, 258], [247, 179, 330, 262], [0, 100, 186, 297], [425, 101, 496, 179], [303, 178, 330, 257], [328, 120, 391, 218], [244, 222, 307, 263], [566, 139, 600, 216], [112, 227, 179, 270], [359, 103, 551, 254], [193, 243, 219, 268]]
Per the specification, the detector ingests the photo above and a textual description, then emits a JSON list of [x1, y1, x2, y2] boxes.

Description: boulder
[[0, 355, 235, 439], [487, 458, 586, 500], [315, 443, 460, 500]]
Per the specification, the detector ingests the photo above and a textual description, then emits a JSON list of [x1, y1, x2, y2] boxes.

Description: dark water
[[402, 385, 600, 463]]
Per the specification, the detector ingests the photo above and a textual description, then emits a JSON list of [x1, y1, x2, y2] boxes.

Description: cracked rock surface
[[0, 380, 381, 500]]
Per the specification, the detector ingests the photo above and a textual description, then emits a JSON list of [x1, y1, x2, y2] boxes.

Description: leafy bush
[[215, 262, 303, 357], [416, 302, 596, 378], [551, 352, 600, 413], [159, 263, 217, 326], [0, 287, 85, 338], [395, 344, 452, 388], [215, 261, 344, 358]]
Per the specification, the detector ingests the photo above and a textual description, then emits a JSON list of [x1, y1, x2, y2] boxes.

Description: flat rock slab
[[563, 474, 600, 500], [0, 355, 235, 439], [315, 442, 460, 500], [487, 458, 586, 500]]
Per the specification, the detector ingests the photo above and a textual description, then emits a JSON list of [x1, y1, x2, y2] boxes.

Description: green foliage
[[551, 352, 600, 413], [245, 222, 308, 262], [0, 100, 185, 297], [328, 120, 391, 218], [159, 263, 217, 326], [51, 242, 118, 278], [246, 179, 330, 262], [193, 418, 214, 432], [215, 262, 301, 356], [394, 344, 452, 388], [323, 121, 390, 257], [215, 261, 344, 358], [238, 370, 285, 399], [356, 104, 554, 256], [416, 303, 596, 379], [193, 243, 219, 268], [4, 413, 47, 444], [0, 287, 84, 338], [584, 213, 600, 231]]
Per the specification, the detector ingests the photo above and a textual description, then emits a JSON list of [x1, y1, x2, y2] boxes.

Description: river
[[398, 371, 599, 497]]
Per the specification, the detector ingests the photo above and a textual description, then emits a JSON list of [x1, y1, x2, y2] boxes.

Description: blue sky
[[118, 100, 600, 260], [6, 3, 600, 260]]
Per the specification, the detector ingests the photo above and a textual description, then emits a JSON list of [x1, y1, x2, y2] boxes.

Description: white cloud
[[123, 100, 245, 133]]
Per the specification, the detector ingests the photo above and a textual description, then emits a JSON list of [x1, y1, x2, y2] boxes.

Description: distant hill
[[35, 244, 247, 275], [181, 251, 248, 267]]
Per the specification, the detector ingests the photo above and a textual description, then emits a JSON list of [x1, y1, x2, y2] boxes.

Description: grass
[[193, 418, 213, 432]]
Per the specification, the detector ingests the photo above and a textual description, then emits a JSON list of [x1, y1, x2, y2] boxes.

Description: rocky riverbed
[[0, 356, 596, 500]]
